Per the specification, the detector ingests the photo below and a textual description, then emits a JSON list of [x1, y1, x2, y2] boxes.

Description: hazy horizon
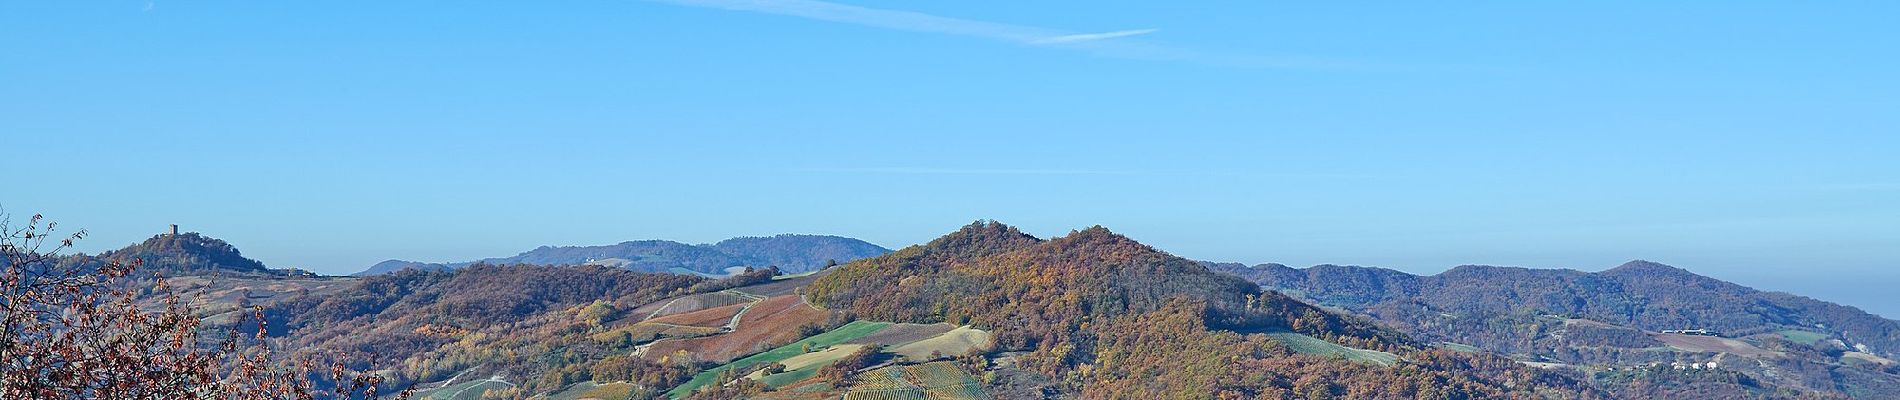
[[23, 221, 1895, 319], [5, 3, 1894, 317]]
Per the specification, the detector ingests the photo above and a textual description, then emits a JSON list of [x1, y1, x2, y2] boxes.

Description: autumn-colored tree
[[0, 213, 411, 400]]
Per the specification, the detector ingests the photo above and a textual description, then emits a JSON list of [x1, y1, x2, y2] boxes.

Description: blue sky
[[3, 2, 1896, 315]]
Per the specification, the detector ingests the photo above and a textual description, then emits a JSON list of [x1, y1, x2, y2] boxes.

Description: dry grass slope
[[889, 326, 990, 361]]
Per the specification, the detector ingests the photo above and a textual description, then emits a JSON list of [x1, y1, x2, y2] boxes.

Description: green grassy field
[[756, 366, 821, 388], [749, 344, 865, 388], [1438, 342, 1483, 353], [665, 320, 892, 398], [1265, 331, 1399, 366], [1777, 330, 1830, 345]]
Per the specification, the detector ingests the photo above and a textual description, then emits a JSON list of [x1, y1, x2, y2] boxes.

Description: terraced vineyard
[[847, 323, 955, 347], [903, 363, 971, 388], [666, 320, 891, 398], [924, 384, 988, 400], [842, 388, 926, 400], [415, 378, 516, 400], [653, 314, 996, 397], [856, 368, 919, 391], [590, 321, 720, 345], [641, 291, 761, 319], [838, 362, 988, 400]]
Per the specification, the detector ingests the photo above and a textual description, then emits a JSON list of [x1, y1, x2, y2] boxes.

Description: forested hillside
[[82, 232, 281, 275], [1211, 261, 1900, 398], [256, 264, 739, 396], [1211, 261, 1899, 357], [805, 221, 1601, 398]]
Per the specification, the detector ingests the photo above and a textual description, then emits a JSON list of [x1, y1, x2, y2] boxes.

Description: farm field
[[645, 302, 747, 328], [666, 320, 892, 398], [1264, 331, 1399, 366], [643, 294, 831, 364], [732, 268, 833, 297], [1652, 332, 1778, 357], [1775, 330, 1830, 345], [1438, 342, 1483, 353], [415, 378, 516, 400], [889, 326, 990, 361], [839, 362, 989, 400], [540, 381, 637, 400], [842, 388, 925, 400], [590, 321, 719, 345], [854, 367, 918, 391], [1842, 351, 1896, 366], [637, 291, 759, 320], [748, 344, 867, 388], [663, 266, 750, 279], [847, 323, 956, 347]]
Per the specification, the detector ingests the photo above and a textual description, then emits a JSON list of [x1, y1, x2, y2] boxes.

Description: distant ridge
[[354, 234, 889, 276], [1209, 260, 1900, 357], [1209, 260, 1900, 397], [353, 259, 450, 276]]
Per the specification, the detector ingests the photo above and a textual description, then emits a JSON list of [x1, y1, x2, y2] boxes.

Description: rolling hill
[[102, 223, 1899, 398], [355, 234, 889, 276], [799, 221, 1601, 399], [220, 222, 1607, 399], [1209, 260, 1900, 398], [91, 232, 278, 275]]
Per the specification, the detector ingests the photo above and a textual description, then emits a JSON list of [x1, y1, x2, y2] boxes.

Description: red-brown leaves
[[1, 214, 410, 400]]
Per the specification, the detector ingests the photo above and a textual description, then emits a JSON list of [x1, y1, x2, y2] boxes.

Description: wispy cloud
[[1031, 28, 1159, 45], [1795, 182, 1900, 192], [643, 0, 1359, 69], [796, 167, 1129, 175]]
